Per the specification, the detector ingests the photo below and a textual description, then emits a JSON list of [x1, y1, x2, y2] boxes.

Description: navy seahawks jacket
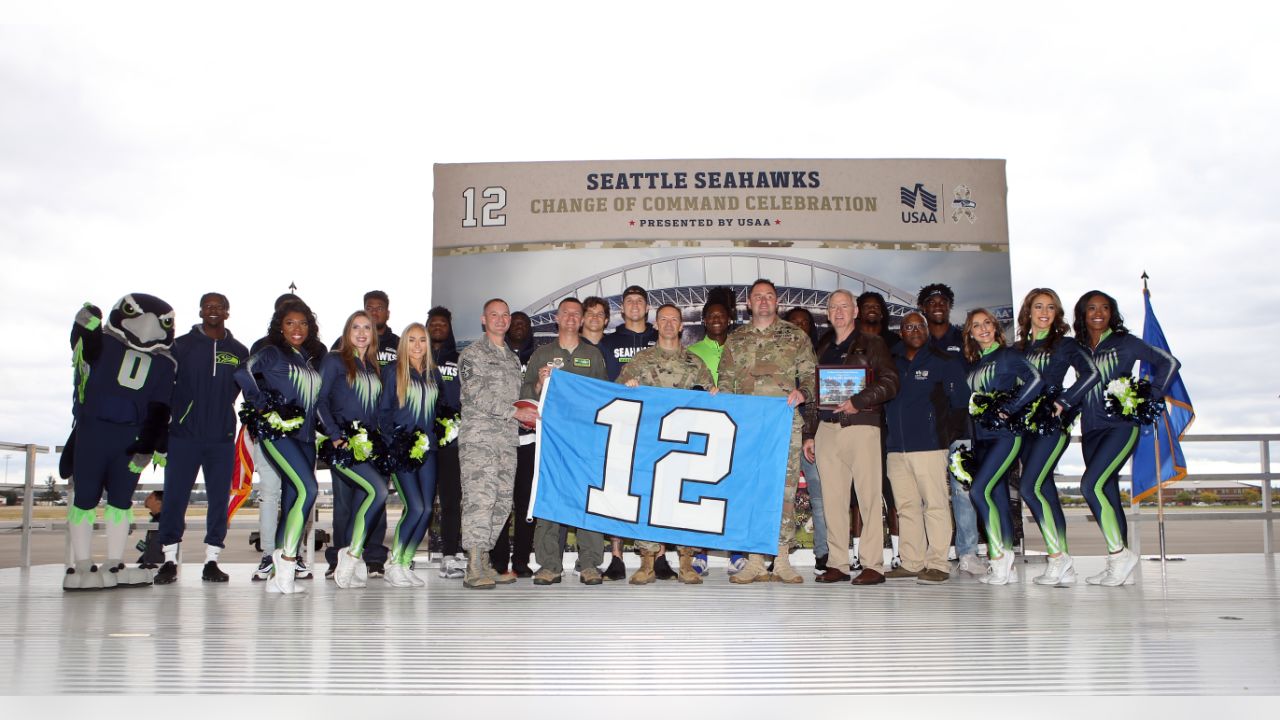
[[316, 351, 383, 438], [234, 344, 322, 442], [378, 362, 442, 445], [168, 325, 249, 442], [886, 345, 971, 453], [1079, 331, 1180, 434], [967, 345, 1044, 441], [433, 331, 462, 429], [600, 323, 658, 381], [1018, 334, 1100, 414]]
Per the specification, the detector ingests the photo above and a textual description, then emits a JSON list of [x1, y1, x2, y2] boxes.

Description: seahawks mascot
[[61, 294, 177, 590]]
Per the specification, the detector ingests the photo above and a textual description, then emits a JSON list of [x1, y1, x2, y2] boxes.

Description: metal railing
[[5, 433, 1278, 568]]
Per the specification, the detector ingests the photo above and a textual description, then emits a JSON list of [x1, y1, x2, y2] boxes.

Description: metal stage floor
[[2, 552, 1278, 704]]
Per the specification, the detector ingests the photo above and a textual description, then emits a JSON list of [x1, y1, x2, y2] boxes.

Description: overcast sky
[[1, 1, 1276, 483]]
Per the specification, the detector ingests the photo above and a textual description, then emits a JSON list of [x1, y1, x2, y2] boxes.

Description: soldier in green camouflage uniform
[[716, 279, 817, 584], [617, 304, 716, 585], [459, 299, 537, 590]]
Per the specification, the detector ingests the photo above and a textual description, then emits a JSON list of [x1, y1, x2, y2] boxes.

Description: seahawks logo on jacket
[[105, 293, 176, 353]]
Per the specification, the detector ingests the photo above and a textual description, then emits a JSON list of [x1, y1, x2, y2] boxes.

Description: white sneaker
[[1086, 552, 1119, 585], [1100, 548, 1138, 587], [266, 550, 305, 594], [1034, 554, 1077, 586], [384, 563, 413, 588], [334, 548, 357, 589], [726, 555, 747, 575], [980, 551, 1015, 585], [351, 556, 368, 588], [439, 553, 465, 579], [958, 553, 987, 577], [404, 563, 425, 587]]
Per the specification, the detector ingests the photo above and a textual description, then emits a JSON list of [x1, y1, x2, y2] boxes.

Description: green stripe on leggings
[[335, 464, 377, 558], [389, 473, 406, 565], [1032, 433, 1070, 555], [1093, 427, 1138, 553], [262, 439, 308, 557], [983, 437, 1022, 558]]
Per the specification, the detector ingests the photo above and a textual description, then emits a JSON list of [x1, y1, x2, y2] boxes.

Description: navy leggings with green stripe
[[1019, 431, 1071, 555], [969, 436, 1023, 558], [260, 437, 317, 558], [332, 461, 389, 559], [390, 458, 436, 565], [1080, 426, 1139, 553]]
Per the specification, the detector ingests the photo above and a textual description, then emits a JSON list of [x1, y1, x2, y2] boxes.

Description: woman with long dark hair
[[962, 308, 1042, 585], [1072, 290, 1179, 586], [378, 322, 440, 587], [234, 300, 323, 594], [1013, 289, 1100, 586], [317, 311, 388, 590]]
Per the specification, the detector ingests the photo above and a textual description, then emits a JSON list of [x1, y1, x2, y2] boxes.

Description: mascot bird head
[[106, 293, 176, 352]]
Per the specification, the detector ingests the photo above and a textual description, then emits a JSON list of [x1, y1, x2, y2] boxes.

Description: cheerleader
[[234, 301, 322, 595], [1074, 290, 1179, 586], [962, 308, 1042, 585], [377, 323, 441, 588], [1014, 289, 1100, 586], [317, 311, 388, 590]]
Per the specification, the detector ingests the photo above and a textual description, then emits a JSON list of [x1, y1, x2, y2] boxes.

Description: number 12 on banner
[[589, 398, 736, 535], [461, 186, 507, 228]]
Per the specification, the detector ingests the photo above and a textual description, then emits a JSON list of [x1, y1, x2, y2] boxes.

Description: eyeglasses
[[901, 323, 926, 332]]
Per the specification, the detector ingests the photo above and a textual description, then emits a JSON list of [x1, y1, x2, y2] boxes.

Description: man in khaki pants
[[802, 290, 899, 585], [883, 313, 971, 584]]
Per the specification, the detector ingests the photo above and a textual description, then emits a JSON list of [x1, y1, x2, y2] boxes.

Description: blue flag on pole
[[1132, 286, 1195, 501], [529, 370, 792, 554]]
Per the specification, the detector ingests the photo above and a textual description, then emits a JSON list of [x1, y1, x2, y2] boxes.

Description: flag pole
[[1143, 271, 1169, 572]]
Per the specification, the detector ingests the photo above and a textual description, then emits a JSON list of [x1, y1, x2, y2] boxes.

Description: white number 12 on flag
[[588, 398, 736, 534]]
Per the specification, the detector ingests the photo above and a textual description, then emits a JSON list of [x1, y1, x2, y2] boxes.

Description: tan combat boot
[[771, 544, 804, 584], [462, 548, 495, 589], [729, 553, 771, 584], [677, 548, 702, 585], [629, 550, 657, 585]]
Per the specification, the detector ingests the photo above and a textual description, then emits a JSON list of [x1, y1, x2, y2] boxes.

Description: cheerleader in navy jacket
[[962, 308, 1042, 585], [1074, 290, 1179, 587], [378, 323, 441, 588], [317, 311, 388, 590], [234, 301, 322, 595], [1014, 289, 1100, 587]]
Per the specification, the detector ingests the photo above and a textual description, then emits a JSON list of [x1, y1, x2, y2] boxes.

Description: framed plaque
[[816, 365, 872, 409]]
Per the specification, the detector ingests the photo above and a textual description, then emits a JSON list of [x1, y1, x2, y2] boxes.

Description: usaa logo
[[899, 183, 939, 224]]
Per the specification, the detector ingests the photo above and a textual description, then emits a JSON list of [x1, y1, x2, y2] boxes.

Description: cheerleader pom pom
[[1017, 395, 1064, 436], [969, 390, 1015, 432], [948, 444, 975, 490], [238, 390, 305, 441], [1104, 376, 1166, 426], [317, 421, 376, 469]]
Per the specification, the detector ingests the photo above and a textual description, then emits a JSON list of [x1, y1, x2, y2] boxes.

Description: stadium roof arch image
[[520, 252, 1012, 339]]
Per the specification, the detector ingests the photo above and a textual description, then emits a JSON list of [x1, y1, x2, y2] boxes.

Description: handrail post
[[20, 444, 38, 569], [1262, 439, 1273, 557]]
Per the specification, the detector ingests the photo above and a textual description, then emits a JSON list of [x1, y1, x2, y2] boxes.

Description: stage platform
[[1, 552, 1278, 702]]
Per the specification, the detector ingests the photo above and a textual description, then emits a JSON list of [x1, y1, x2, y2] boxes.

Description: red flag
[[228, 426, 254, 520]]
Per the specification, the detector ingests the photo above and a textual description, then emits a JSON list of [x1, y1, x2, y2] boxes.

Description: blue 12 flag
[[1132, 286, 1196, 501], [529, 370, 792, 554]]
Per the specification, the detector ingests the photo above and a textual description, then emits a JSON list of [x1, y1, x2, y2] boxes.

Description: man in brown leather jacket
[[802, 289, 899, 585]]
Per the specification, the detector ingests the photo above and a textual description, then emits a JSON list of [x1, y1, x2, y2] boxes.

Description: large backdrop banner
[[529, 371, 791, 554], [431, 158, 1013, 346]]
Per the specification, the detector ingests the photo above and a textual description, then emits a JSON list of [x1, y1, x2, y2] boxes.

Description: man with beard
[[916, 283, 984, 577], [428, 306, 466, 579]]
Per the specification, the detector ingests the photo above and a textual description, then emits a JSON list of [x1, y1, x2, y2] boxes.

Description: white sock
[[206, 545, 221, 563], [163, 543, 179, 564], [891, 535, 900, 556], [852, 538, 860, 557]]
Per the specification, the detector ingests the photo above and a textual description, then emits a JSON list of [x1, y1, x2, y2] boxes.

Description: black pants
[[435, 441, 463, 556], [490, 442, 535, 572]]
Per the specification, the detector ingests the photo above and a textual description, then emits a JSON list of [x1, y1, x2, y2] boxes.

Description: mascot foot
[[63, 561, 103, 592]]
